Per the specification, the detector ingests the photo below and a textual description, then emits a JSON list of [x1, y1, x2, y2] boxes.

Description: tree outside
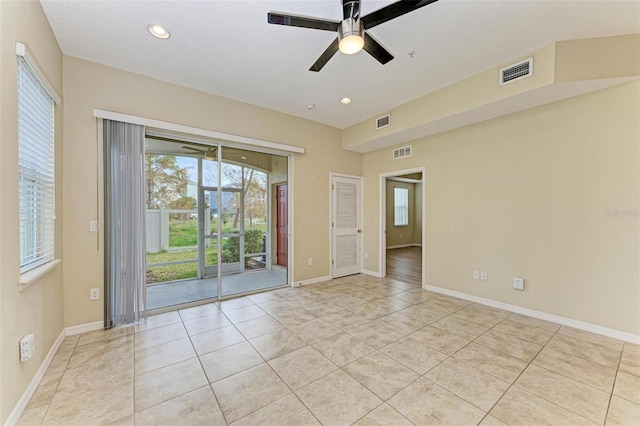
[[220, 163, 267, 228], [145, 154, 268, 284], [145, 154, 190, 209]]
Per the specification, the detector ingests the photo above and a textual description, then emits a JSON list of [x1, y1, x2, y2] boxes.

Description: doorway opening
[[380, 169, 425, 285], [143, 133, 290, 310]]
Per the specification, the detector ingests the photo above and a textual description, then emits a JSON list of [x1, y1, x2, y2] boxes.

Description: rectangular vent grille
[[393, 146, 412, 159], [376, 114, 391, 129], [500, 57, 533, 86]]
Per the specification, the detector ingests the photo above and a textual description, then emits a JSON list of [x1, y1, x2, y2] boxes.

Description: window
[[394, 187, 409, 226], [17, 49, 56, 272]]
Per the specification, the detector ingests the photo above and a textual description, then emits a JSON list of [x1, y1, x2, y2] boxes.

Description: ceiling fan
[[267, 0, 439, 72], [183, 145, 217, 160]]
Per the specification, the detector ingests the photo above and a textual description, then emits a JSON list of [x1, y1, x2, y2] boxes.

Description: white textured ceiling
[[40, 0, 640, 129]]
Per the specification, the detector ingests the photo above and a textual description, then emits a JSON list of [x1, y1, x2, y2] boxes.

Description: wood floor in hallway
[[386, 246, 422, 284]]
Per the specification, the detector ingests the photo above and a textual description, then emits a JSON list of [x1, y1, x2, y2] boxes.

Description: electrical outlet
[[481, 272, 488, 281], [473, 270, 480, 280], [89, 220, 98, 232], [307, 258, 313, 266], [364, 252, 369, 259], [20, 334, 35, 362], [90, 288, 100, 300]]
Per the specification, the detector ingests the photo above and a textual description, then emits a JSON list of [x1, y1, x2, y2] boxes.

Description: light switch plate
[[513, 277, 525, 291]]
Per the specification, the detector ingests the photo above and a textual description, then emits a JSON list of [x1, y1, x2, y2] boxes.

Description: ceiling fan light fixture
[[204, 148, 217, 161], [338, 18, 364, 55]]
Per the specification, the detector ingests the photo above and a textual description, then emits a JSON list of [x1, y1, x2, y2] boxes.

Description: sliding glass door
[[145, 136, 289, 310]]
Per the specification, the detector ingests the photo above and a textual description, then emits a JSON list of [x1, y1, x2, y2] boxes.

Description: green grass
[[168, 220, 198, 247], [147, 219, 267, 284], [147, 263, 197, 284], [168, 219, 266, 248], [146, 246, 218, 284]]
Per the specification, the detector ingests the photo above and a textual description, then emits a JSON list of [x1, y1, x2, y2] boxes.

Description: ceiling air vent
[[393, 146, 412, 160], [499, 57, 533, 86], [376, 114, 391, 130]]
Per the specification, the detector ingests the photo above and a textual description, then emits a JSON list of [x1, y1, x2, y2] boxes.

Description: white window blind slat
[[394, 187, 409, 226], [17, 55, 56, 272]]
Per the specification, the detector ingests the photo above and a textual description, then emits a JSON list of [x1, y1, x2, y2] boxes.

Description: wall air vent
[[499, 57, 533, 86], [376, 114, 391, 130], [393, 146, 412, 160]]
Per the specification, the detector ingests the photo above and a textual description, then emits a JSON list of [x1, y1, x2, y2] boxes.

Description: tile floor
[[18, 274, 640, 425]]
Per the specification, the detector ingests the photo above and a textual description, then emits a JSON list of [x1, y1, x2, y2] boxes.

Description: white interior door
[[331, 175, 362, 278]]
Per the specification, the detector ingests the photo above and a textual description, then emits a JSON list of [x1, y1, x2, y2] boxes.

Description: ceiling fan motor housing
[[338, 19, 364, 54]]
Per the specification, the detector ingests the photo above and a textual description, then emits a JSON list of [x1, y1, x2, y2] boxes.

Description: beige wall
[[363, 82, 640, 335], [343, 43, 557, 151], [555, 34, 640, 82], [62, 57, 362, 327], [0, 1, 64, 423]]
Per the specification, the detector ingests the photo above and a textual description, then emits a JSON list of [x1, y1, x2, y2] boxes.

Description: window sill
[[18, 259, 61, 291]]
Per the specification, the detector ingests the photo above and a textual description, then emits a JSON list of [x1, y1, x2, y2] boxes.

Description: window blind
[[17, 55, 55, 272], [394, 187, 409, 226]]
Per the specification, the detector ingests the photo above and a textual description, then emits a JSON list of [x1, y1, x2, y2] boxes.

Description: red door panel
[[276, 184, 288, 267]]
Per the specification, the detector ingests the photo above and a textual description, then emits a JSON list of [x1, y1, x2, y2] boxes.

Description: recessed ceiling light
[[340, 97, 352, 105], [306, 104, 316, 110], [148, 24, 170, 39]]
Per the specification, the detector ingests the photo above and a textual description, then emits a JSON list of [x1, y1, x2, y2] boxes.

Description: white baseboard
[[293, 275, 331, 287], [423, 284, 640, 344], [65, 321, 103, 336], [6, 321, 105, 425], [386, 243, 421, 249], [362, 269, 383, 278], [5, 329, 66, 426]]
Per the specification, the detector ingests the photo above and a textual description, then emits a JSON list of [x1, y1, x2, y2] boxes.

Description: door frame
[[379, 167, 426, 285], [330, 173, 364, 278], [276, 183, 288, 267]]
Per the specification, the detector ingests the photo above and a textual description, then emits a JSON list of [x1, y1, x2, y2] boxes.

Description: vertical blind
[[104, 120, 147, 327], [17, 55, 56, 272]]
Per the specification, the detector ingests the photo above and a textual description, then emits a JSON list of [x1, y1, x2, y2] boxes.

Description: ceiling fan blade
[[363, 32, 394, 65], [362, 0, 439, 30], [183, 146, 204, 152], [342, 0, 360, 20], [268, 12, 339, 31], [309, 38, 339, 72]]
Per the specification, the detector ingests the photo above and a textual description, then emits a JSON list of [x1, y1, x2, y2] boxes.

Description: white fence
[[146, 208, 210, 253]]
